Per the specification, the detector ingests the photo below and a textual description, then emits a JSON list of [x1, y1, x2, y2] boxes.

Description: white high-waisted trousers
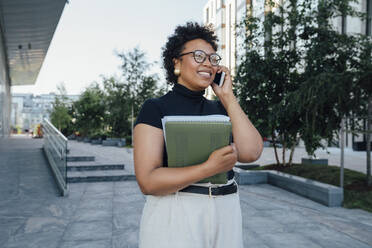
[[139, 187, 243, 248]]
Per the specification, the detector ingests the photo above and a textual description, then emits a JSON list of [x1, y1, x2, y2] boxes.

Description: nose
[[202, 56, 213, 67]]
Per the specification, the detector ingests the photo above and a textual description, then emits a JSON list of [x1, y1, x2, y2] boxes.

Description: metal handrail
[[42, 118, 68, 196]]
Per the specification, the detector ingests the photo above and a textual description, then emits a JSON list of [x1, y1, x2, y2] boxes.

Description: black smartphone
[[213, 72, 225, 87]]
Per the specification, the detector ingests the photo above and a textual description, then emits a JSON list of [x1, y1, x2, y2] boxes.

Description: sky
[[11, 0, 207, 95]]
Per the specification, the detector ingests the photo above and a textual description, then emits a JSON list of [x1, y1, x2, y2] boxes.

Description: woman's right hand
[[205, 144, 238, 174]]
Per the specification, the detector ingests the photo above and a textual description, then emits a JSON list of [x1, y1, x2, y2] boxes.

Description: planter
[[235, 164, 260, 170], [233, 168, 343, 207], [263, 141, 271, 147], [102, 140, 118, 146], [91, 138, 102, 145], [117, 138, 126, 147], [76, 136, 84, 142], [83, 137, 91, 143], [352, 141, 372, 151], [301, 158, 328, 166], [67, 134, 76, 140]]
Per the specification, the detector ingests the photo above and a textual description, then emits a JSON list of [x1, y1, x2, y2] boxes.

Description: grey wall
[[0, 24, 11, 138]]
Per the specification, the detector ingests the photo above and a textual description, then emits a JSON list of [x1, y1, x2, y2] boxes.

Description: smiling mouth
[[197, 71, 212, 78]]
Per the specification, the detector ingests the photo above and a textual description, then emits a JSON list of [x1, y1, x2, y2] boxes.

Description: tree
[[49, 83, 72, 134], [235, 0, 305, 166], [73, 83, 106, 137], [354, 35, 372, 185], [116, 47, 161, 142], [102, 76, 131, 138], [236, 0, 366, 166], [295, 0, 364, 157]]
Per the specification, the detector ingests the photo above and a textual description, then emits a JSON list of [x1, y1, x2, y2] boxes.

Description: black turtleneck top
[[135, 83, 229, 168]]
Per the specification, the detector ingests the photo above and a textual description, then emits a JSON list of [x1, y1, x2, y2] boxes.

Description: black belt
[[179, 182, 237, 196]]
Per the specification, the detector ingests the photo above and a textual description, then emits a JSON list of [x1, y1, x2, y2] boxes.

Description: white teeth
[[198, 72, 211, 76]]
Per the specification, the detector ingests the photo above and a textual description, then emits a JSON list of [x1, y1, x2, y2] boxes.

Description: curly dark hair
[[162, 22, 218, 84]]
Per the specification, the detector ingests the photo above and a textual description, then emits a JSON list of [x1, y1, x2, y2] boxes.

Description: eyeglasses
[[178, 50, 221, 66]]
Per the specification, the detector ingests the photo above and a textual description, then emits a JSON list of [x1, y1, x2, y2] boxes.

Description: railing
[[42, 118, 68, 196]]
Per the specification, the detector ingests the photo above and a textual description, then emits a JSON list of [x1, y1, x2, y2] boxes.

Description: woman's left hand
[[211, 66, 235, 106], [211, 65, 263, 163]]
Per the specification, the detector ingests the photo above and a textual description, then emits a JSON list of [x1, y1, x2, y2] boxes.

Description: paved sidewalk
[[68, 140, 135, 173], [68, 139, 371, 174], [255, 146, 370, 174], [1, 137, 372, 248]]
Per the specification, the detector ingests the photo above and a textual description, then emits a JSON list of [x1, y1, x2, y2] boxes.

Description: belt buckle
[[208, 186, 216, 198]]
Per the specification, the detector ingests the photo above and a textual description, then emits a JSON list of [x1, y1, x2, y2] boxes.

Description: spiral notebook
[[162, 115, 232, 184]]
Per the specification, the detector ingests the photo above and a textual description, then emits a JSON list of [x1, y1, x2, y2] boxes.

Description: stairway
[[66, 153, 135, 183]]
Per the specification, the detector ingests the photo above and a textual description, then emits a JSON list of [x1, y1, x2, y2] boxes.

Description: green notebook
[[162, 115, 232, 184]]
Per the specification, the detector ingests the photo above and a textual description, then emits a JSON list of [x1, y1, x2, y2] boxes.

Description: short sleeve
[[135, 99, 163, 129]]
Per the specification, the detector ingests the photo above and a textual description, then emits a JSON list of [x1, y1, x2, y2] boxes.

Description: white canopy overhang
[[0, 0, 67, 86]]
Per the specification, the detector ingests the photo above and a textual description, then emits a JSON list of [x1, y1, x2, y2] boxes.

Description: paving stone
[[259, 232, 323, 248], [82, 189, 114, 199], [0, 218, 26, 246], [78, 197, 113, 211], [113, 193, 144, 205], [58, 239, 111, 248], [113, 200, 145, 216], [243, 231, 271, 248], [114, 182, 143, 196], [3, 230, 63, 248], [2, 137, 372, 248], [243, 215, 287, 234], [38, 200, 79, 218], [112, 230, 139, 248], [301, 227, 372, 248], [113, 211, 141, 231], [22, 217, 68, 234], [62, 221, 112, 241], [309, 213, 372, 245], [72, 208, 112, 222]]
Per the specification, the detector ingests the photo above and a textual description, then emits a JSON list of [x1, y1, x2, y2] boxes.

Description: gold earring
[[174, 68, 180, 76]]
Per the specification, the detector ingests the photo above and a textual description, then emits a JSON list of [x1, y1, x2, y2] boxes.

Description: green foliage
[[69, 47, 165, 139], [102, 76, 131, 138], [116, 47, 161, 117], [73, 83, 106, 137], [236, 0, 370, 162], [116, 47, 163, 139], [354, 35, 372, 95], [49, 83, 72, 134], [236, 0, 305, 165], [295, 0, 367, 156]]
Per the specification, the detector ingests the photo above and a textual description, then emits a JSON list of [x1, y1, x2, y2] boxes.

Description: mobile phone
[[213, 71, 225, 87]]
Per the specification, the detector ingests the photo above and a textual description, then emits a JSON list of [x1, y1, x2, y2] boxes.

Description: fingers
[[223, 144, 238, 163], [231, 143, 237, 153], [217, 66, 231, 78], [209, 144, 238, 173], [217, 144, 238, 156], [217, 145, 234, 155]]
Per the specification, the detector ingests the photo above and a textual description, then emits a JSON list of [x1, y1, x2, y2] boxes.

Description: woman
[[134, 22, 263, 248]]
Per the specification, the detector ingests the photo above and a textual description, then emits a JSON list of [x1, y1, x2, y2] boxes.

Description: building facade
[[11, 93, 79, 132], [203, 0, 371, 149], [0, 0, 67, 138], [0, 28, 11, 138], [204, 0, 371, 71]]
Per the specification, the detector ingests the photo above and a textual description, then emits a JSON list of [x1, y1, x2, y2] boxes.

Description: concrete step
[[67, 170, 135, 183], [66, 155, 95, 162], [67, 162, 125, 171]]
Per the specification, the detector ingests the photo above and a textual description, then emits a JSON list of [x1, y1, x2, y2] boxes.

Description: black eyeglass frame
[[178, 50, 222, 66]]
